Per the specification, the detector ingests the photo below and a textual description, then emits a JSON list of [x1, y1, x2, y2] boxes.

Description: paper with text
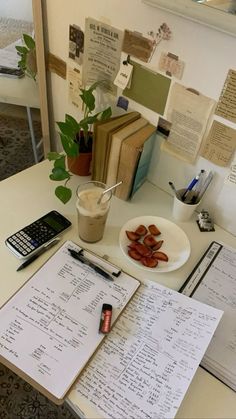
[[190, 244, 236, 390], [71, 280, 222, 419], [0, 241, 140, 401], [162, 83, 216, 163], [83, 18, 123, 94], [215, 69, 236, 123], [201, 120, 236, 167]]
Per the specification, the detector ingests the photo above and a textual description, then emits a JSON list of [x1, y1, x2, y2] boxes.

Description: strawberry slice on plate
[[135, 224, 148, 236], [126, 230, 140, 241], [148, 224, 161, 236]]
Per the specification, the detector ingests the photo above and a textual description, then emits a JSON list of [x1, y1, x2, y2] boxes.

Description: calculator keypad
[[7, 221, 56, 257]]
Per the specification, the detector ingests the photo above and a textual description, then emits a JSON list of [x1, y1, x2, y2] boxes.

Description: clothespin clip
[[114, 55, 133, 90], [123, 55, 131, 65]]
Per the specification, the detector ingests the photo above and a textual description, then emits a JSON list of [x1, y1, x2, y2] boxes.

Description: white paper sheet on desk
[[70, 280, 223, 419], [0, 241, 140, 401]]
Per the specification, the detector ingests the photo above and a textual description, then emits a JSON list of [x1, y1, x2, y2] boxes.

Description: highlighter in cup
[[76, 181, 112, 243]]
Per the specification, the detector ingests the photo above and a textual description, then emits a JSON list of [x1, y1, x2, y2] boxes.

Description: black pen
[[17, 238, 60, 271], [68, 248, 114, 281]]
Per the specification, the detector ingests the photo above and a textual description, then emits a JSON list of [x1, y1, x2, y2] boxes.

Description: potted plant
[[47, 81, 112, 204], [15, 33, 37, 81]]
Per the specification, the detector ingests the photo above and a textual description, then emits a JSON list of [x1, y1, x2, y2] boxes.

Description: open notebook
[[0, 240, 223, 415]]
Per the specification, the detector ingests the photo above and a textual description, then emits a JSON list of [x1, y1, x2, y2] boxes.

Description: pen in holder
[[172, 188, 201, 222]]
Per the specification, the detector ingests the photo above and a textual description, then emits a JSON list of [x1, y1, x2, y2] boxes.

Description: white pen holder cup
[[172, 189, 201, 222]]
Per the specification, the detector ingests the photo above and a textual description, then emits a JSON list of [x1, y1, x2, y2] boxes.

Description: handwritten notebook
[[180, 241, 236, 392], [0, 241, 140, 404], [68, 280, 222, 419]]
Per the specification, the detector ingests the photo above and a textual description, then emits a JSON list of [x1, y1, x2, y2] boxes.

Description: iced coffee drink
[[76, 181, 112, 243]]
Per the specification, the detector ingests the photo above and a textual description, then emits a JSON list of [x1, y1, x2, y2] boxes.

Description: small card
[[67, 66, 82, 108], [158, 52, 185, 79], [122, 29, 154, 63], [113, 62, 133, 90]]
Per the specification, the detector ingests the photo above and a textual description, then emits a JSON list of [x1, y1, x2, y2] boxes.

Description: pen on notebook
[[68, 248, 114, 281], [17, 238, 60, 272], [182, 170, 203, 202]]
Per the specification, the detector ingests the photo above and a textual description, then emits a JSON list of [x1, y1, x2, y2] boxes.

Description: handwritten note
[[72, 281, 222, 419], [191, 244, 236, 390], [215, 69, 236, 123], [0, 241, 139, 401], [201, 120, 236, 167]]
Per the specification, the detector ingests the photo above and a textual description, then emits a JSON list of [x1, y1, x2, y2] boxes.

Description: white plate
[[119, 216, 190, 273]]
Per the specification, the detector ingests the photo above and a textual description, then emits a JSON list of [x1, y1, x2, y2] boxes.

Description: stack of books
[[91, 112, 156, 200]]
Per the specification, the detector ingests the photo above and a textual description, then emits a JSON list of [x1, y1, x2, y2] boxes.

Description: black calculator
[[5, 210, 71, 259]]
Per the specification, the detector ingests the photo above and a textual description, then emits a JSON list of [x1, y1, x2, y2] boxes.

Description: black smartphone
[[5, 210, 71, 259]]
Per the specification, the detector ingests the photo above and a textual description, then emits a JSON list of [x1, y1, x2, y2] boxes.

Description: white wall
[[44, 0, 236, 235], [0, 0, 32, 21]]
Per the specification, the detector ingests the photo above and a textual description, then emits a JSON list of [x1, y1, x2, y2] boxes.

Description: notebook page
[[0, 241, 140, 400], [70, 280, 222, 419]]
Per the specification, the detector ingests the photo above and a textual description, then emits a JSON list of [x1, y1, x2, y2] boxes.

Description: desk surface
[[0, 74, 39, 108], [1, 159, 236, 418]]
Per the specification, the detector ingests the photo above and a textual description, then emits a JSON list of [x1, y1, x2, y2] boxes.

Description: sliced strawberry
[[128, 241, 140, 250], [152, 240, 164, 251], [152, 251, 168, 262], [128, 249, 142, 260], [148, 224, 161, 236], [135, 224, 148, 236], [135, 243, 152, 257], [126, 230, 140, 241], [143, 234, 158, 248], [140, 257, 158, 268]]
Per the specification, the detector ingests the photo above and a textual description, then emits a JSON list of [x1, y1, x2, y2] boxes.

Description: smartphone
[[5, 210, 71, 259]]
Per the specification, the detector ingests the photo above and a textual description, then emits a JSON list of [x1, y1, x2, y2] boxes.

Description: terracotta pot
[[67, 152, 92, 176]]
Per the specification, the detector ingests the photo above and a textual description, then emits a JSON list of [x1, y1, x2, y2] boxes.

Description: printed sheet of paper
[[225, 160, 236, 185], [201, 120, 236, 167], [83, 18, 123, 93], [215, 69, 236, 123], [162, 83, 216, 163], [70, 281, 222, 419], [0, 241, 139, 401], [190, 244, 236, 390], [68, 66, 83, 108]]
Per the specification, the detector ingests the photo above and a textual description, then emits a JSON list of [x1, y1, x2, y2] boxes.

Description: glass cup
[[76, 181, 112, 243]]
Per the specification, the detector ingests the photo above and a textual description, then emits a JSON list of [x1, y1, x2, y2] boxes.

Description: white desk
[[0, 74, 41, 163], [1, 159, 236, 418]]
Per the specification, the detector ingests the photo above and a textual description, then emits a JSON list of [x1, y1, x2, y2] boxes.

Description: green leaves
[[23, 33, 35, 50], [15, 33, 36, 80], [48, 80, 113, 204], [55, 186, 72, 204]]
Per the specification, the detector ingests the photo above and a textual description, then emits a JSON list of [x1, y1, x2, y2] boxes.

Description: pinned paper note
[[201, 120, 236, 167], [215, 69, 236, 123], [67, 66, 82, 108], [123, 60, 171, 115], [158, 52, 185, 79], [114, 61, 133, 90], [122, 30, 154, 63], [225, 161, 236, 185]]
